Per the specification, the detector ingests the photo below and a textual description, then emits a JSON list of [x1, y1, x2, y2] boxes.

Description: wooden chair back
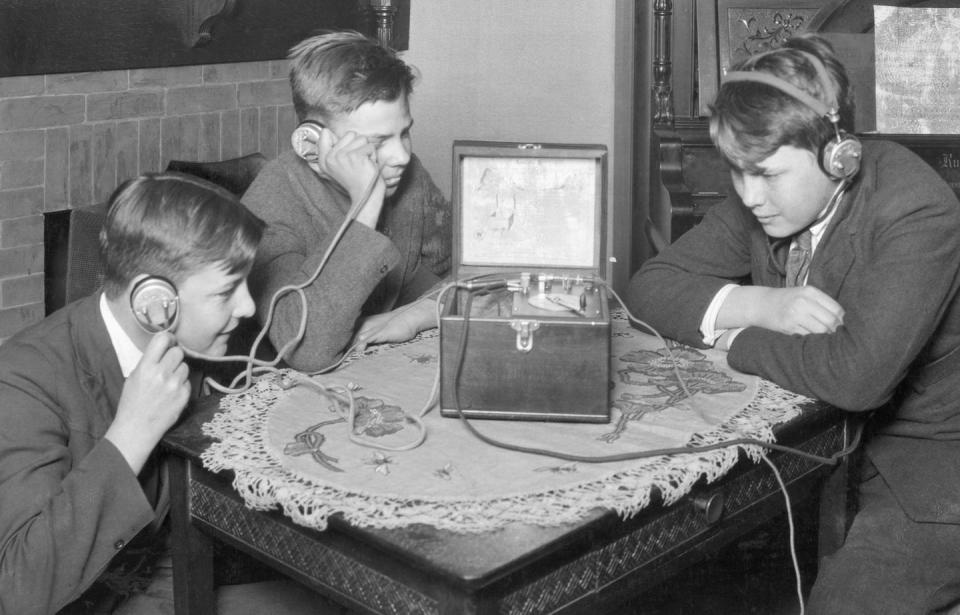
[[165, 152, 267, 196]]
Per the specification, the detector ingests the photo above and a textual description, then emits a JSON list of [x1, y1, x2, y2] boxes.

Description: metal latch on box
[[510, 320, 540, 352]]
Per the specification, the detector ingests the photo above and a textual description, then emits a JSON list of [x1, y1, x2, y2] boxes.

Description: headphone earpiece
[[130, 276, 179, 333], [724, 50, 861, 181], [820, 130, 861, 180], [291, 121, 325, 162]]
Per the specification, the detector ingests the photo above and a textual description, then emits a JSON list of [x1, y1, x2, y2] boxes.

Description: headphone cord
[[183, 171, 381, 395], [277, 371, 428, 452], [811, 179, 849, 228]]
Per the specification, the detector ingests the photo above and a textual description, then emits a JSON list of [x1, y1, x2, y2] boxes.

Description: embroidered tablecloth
[[201, 313, 815, 533]]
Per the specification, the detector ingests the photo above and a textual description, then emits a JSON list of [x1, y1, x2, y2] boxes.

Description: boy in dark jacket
[[628, 34, 960, 614], [0, 173, 333, 614]]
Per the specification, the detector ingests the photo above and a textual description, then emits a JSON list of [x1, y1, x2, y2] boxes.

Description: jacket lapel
[[807, 181, 866, 296], [72, 294, 125, 429], [809, 224, 856, 296]]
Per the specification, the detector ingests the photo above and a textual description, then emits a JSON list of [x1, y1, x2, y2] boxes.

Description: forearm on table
[[261, 272, 367, 370], [726, 285, 939, 409], [715, 285, 780, 331], [626, 267, 729, 348], [267, 270, 403, 372]]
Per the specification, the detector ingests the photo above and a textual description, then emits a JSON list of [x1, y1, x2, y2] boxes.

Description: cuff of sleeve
[[716, 327, 746, 351], [700, 283, 739, 345]]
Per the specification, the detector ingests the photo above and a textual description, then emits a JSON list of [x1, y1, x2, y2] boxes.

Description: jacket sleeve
[[0, 351, 153, 614], [418, 168, 452, 280], [397, 164, 453, 305], [245, 161, 401, 372], [625, 196, 755, 348]]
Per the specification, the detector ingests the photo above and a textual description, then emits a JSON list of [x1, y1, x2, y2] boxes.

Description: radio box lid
[[451, 140, 608, 281]]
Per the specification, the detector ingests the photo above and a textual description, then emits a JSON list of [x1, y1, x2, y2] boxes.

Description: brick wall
[[0, 60, 296, 342]]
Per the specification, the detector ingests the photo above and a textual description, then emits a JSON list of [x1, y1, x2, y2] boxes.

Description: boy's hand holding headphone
[[292, 122, 387, 229], [105, 332, 191, 474]]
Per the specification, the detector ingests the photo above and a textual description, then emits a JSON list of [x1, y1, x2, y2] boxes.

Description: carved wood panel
[[717, 2, 822, 78]]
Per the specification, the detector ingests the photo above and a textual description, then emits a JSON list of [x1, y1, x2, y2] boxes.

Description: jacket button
[[114, 539, 125, 550], [379, 264, 389, 274]]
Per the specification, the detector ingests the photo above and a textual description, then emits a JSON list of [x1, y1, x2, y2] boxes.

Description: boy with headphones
[[0, 174, 338, 613], [243, 30, 451, 372], [627, 34, 960, 613]]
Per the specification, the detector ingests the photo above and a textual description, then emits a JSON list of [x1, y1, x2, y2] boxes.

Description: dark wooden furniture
[[162, 394, 852, 614], [166, 152, 267, 197], [42, 205, 108, 315]]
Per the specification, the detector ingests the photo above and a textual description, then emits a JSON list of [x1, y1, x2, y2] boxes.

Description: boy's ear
[[291, 121, 325, 161]]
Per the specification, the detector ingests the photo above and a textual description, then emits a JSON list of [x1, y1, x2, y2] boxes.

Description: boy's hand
[[313, 129, 386, 228], [105, 332, 191, 474], [720, 285, 845, 336], [762, 286, 845, 335], [352, 298, 438, 348]]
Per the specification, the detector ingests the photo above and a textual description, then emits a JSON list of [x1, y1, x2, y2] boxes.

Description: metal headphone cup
[[291, 121, 325, 162], [819, 130, 861, 181], [129, 275, 179, 333]]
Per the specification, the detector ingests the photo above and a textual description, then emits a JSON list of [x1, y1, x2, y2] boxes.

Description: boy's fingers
[[142, 331, 177, 363]]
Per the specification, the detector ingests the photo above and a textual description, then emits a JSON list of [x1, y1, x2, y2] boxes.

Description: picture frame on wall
[[0, 0, 409, 77]]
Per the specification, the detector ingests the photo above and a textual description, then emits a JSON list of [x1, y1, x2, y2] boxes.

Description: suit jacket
[[628, 140, 960, 524], [0, 294, 162, 614], [243, 151, 451, 372]]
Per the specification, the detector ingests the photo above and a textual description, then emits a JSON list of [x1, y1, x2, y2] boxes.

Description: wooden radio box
[[439, 141, 610, 422]]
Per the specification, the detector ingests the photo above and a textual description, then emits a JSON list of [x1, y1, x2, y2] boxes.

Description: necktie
[[784, 229, 813, 287]]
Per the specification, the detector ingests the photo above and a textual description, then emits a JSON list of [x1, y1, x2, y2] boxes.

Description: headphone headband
[[723, 49, 839, 121], [723, 70, 831, 118]]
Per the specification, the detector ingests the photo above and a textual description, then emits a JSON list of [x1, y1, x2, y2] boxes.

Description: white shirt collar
[[100, 292, 143, 378], [807, 207, 833, 252], [807, 183, 847, 253]]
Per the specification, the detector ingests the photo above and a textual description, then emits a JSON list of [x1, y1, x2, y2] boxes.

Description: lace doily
[[202, 317, 814, 533]]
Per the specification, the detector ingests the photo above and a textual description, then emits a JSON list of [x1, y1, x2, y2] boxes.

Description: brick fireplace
[[0, 60, 297, 342]]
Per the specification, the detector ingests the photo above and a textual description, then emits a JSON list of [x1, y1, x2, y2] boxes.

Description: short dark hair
[[288, 30, 417, 123], [709, 33, 855, 173], [99, 172, 265, 298]]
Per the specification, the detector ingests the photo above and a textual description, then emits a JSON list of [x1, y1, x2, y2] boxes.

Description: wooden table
[[161, 392, 851, 615]]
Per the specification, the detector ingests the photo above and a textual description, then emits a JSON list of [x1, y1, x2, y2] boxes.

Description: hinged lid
[[451, 140, 608, 280]]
